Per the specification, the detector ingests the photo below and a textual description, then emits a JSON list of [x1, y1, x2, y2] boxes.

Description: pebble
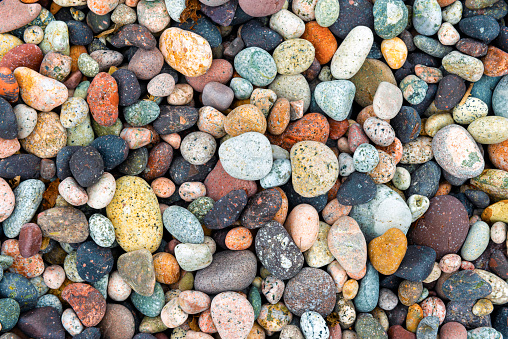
[[314, 80, 355, 121], [461, 221, 490, 261], [269, 9, 306, 40], [330, 26, 373, 80], [369, 228, 407, 275], [413, 0, 442, 36], [301, 311, 329, 339]]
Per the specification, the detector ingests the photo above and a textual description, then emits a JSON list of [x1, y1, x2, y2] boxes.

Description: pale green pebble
[[260, 158, 291, 189], [0, 255, 14, 270], [413, 35, 452, 58], [467, 116, 508, 144], [131, 282, 165, 317], [74, 81, 90, 99], [111, 4, 137, 25], [93, 274, 109, 299], [67, 114, 94, 146], [29, 276, 49, 297], [318, 66, 333, 82], [139, 316, 168, 333], [467, 327, 503, 339], [273, 39, 316, 75], [417, 288, 429, 302], [442, 51, 484, 82], [407, 194, 430, 222], [230, 77, 253, 100], [78, 53, 100, 77], [60, 97, 89, 129], [92, 118, 123, 137], [392, 167, 411, 190], [164, 289, 181, 303], [165, 0, 186, 22], [269, 9, 306, 40], [303, 221, 334, 268], [453, 97, 488, 124], [315, 0, 340, 27], [89, 213, 116, 247], [187, 196, 214, 223], [170, 327, 188, 339], [442, 1, 462, 25], [412, 0, 442, 36], [461, 221, 490, 261], [124, 100, 161, 127], [23, 26, 44, 44], [234, 47, 277, 87], [64, 251, 84, 282], [39, 20, 70, 55], [36, 294, 62, 314], [399, 74, 429, 105], [178, 272, 194, 291]]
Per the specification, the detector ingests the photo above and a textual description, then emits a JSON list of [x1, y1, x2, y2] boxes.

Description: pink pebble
[[179, 182, 206, 202], [327, 260, 348, 293], [420, 296, 446, 324], [161, 133, 181, 149], [440, 321, 467, 339], [178, 290, 211, 314], [461, 261, 475, 270], [0, 177, 15, 222], [58, 177, 88, 206], [152, 177, 176, 198], [199, 309, 218, 333], [439, 254, 461, 273], [0, 137, 20, 158], [120, 127, 154, 149], [43, 265, 66, 289]]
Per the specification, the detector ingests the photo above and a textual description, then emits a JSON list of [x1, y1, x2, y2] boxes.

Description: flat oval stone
[[432, 124, 484, 179], [283, 267, 336, 316], [18, 223, 41, 258], [219, 132, 273, 181], [18, 306, 64, 339], [194, 250, 257, 294], [37, 207, 89, 243], [240, 19, 283, 51], [328, 216, 367, 275], [106, 176, 163, 253], [442, 270, 492, 301], [331, 26, 373, 79], [350, 184, 412, 241], [255, 221, 305, 280], [314, 80, 355, 121], [468, 116, 508, 144], [409, 195, 470, 259], [459, 16, 500, 43], [153, 106, 198, 135], [336, 171, 377, 205], [234, 47, 277, 86], [442, 51, 484, 82], [373, 81, 403, 119], [273, 38, 315, 75], [111, 69, 140, 107], [461, 221, 490, 261], [131, 282, 165, 317], [453, 97, 488, 124], [301, 311, 329, 339], [163, 206, 204, 244]]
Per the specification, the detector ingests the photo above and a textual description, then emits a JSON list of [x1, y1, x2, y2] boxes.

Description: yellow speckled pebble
[[106, 176, 163, 253], [381, 37, 408, 70]]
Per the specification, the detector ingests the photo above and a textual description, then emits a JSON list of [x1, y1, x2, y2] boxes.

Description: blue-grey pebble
[[174, 16, 222, 48], [416, 316, 439, 339], [412, 0, 442, 36], [0, 298, 20, 331], [123, 100, 161, 127], [230, 77, 253, 100], [493, 75, 508, 117], [0, 273, 38, 312], [36, 294, 63, 314], [354, 262, 379, 313], [163, 205, 204, 244], [413, 35, 453, 58]]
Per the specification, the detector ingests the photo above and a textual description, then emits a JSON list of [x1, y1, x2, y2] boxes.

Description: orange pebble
[[435, 182, 452, 196], [488, 139, 508, 172], [153, 252, 180, 285], [301, 22, 338, 65], [406, 304, 424, 332], [199, 309, 218, 333], [69, 45, 87, 73], [225, 227, 253, 250], [381, 37, 408, 70], [152, 177, 176, 198], [1, 239, 44, 278], [376, 137, 403, 164]]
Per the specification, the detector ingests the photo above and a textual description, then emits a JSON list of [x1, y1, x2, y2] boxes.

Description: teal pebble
[[234, 47, 277, 87], [36, 294, 63, 314], [373, 0, 408, 39], [492, 75, 508, 117], [400, 75, 429, 105], [131, 282, 165, 317], [248, 286, 262, 320], [124, 100, 161, 127], [315, 0, 340, 27], [93, 274, 109, 299], [29, 276, 49, 297], [353, 262, 379, 313], [0, 299, 20, 331], [413, 35, 453, 58], [188, 197, 215, 223], [416, 316, 439, 338], [461, 221, 490, 261], [230, 77, 254, 100]]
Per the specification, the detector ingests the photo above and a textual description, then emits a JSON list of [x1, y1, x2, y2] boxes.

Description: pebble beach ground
[[1, 0, 508, 338]]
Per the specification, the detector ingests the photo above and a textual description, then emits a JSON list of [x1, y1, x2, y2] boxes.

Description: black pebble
[[69, 146, 104, 187], [112, 69, 141, 107], [90, 135, 129, 171]]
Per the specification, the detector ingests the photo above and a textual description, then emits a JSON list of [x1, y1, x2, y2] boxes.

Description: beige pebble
[[178, 182, 206, 202], [167, 84, 193, 105]]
